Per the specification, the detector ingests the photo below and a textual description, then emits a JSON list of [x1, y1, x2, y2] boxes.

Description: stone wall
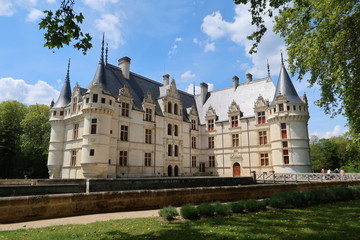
[[0, 180, 359, 223]]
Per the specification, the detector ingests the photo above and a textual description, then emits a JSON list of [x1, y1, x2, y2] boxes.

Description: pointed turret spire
[[53, 59, 72, 108], [270, 55, 303, 106]]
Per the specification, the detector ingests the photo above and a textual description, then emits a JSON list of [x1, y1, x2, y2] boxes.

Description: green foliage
[[349, 186, 360, 200], [213, 202, 231, 216], [180, 204, 199, 220], [244, 199, 267, 212], [158, 206, 179, 221], [229, 200, 246, 213], [269, 191, 308, 209], [235, 0, 360, 140], [39, 0, 92, 54], [197, 202, 215, 217]]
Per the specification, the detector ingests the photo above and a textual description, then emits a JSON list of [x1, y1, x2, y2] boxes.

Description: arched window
[[174, 125, 178, 136], [168, 102, 172, 113], [174, 103, 178, 115], [168, 124, 172, 135]]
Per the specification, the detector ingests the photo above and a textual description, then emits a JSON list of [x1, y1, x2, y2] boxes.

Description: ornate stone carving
[[228, 100, 240, 114], [119, 84, 132, 98], [143, 91, 155, 104], [205, 105, 216, 118]]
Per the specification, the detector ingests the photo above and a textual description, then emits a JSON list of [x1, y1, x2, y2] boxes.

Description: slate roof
[[195, 78, 275, 125], [270, 64, 303, 106], [53, 60, 72, 108]]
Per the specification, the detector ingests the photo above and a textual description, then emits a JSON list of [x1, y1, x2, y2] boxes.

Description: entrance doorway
[[174, 165, 179, 176], [233, 162, 241, 176], [168, 165, 172, 177]]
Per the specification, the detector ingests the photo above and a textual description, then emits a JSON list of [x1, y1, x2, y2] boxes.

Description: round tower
[[267, 63, 312, 173]]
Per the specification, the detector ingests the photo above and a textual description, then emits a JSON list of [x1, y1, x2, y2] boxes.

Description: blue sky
[[0, 0, 348, 138]]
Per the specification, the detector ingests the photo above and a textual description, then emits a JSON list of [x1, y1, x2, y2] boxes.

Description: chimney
[[232, 75, 239, 89], [200, 82, 208, 105], [118, 56, 131, 79], [163, 74, 169, 86], [246, 73, 252, 83]]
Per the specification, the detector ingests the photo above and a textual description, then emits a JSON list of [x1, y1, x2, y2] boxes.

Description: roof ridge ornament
[[280, 50, 284, 66], [65, 58, 71, 82], [267, 58, 270, 77], [105, 42, 108, 65], [100, 33, 105, 64]]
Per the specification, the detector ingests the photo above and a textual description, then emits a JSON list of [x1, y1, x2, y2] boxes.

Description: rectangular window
[[282, 141, 288, 148], [259, 131, 267, 145], [281, 123, 287, 139], [73, 123, 79, 139], [71, 150, 77, 166], [86, 98, 89, 103], [53, 111, 57, 116], [90, 149, 95, 156], [174, 125, 179, 136], [208, 119, 214, 131], [231, 115, 238, 128], [168, 144, 172, 156], [109, 100, 112, 105], [60, 111, 64, 116], [90, 119, 97, 134], [191, 119, 197, 130], [199, 163, 205, 172], [101, 98, 106, 104], [260, 153, 269, 166], [145, 129, 152, 144], [119, 151, 128, 166], [191, 156, 197, 167], [279, 103, 284, 112], [92, 94, 98, 103], [120, 125, 128, 141], [257, 111, 266, 124], [209, 156, 215, 167], [232, 134, 239, 147], [145, 108, 152, 121], [174, 145, 179, 157], [121, 102, 130, 116], [145, 153, 151, 166], [168, 124, 172, 135], [283, 150, 289, 164], [208, 136, 215, 149], [191, 136, 196, 149]]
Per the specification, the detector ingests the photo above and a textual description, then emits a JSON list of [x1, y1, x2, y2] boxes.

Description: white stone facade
[[47, 53, 312, 179]]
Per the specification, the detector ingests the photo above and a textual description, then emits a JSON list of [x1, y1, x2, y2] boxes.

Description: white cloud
[[204, 42, 215, 52], [46, 0, 56, 3], [181, 70, 196, 79], [193, 38, 200, 45], [185, 83, 214, 95], [0, 0, 14, 16], [311, 125, 346, 139], [175, 37, 182, 42], [83, 0, 119, 11], [201, 5, 286, 78], [0, 77, 59, 105], [168, 37, 183, 57], [26, 8, 44, 22], [95, 14, 123, 49]]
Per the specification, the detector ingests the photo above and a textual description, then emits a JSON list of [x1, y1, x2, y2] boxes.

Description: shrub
[[197, 203, 215, 217], [229, 200, 246, 214], [244, 199, 267, 212], [213, 202, 231, 216], [158, 206, 179, 221], [349, 186, 360, 200], [180, 204, 199, 220], [269, 191, 307, 209], [331, 187, 353, 202]]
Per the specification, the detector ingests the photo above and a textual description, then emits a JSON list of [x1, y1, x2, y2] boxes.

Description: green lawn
[[1, 200, 359, 240]]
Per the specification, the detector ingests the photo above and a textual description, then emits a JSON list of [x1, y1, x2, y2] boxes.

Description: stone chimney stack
[[118, 56, 131, 79], [232, 75, 239, 89], [163, 74, 169, 86], [246, 73, 253, 83], [200, 82, 208, 105]]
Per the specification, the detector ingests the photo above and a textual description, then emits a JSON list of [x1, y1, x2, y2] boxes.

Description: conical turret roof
[[270, 58, 303, 106], [53, 59, 72, 108]]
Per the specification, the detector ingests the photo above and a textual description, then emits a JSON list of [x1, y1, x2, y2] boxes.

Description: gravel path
[[0, 209, 160, 231]]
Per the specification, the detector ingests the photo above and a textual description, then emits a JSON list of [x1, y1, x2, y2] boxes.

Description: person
[[334, 168, 339, 173], [340, 169, 345, 180], [321, 169, 325, 174], [326, 169, 331, 180]]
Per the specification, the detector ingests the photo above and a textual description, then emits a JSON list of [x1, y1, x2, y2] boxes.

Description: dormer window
[[168, 124, 172, 135], [231, 116, 238, 128], [208, 119, 214, 131], [121, 102, 130, 116], [257, 111, 265, 124], [174, 103, 178, 115], [72, 97, 77, 112], [279, 103, 284, 112], [145, 108, 152, 121], [191, 119, 197, 130], [92, 94, 98, 103], [167, 102, 172, 113]]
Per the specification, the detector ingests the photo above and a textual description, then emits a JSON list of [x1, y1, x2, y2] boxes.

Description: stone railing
[[255, 172, 360, 183]]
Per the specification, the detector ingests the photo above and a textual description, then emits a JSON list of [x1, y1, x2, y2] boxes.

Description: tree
[[20, 104, 51, 178], [0, 101, 27, 178], [39, 0, 92, 54], [234, 0, 360, 141]]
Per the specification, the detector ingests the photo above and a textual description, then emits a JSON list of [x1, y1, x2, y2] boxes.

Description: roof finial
[[280, 50, 284, 66], [267, 58, 270, 77], [100, 33, 105, 64], [65, 58, 71, 82], [193, 81, 195, 96], [105, 42, 108, 65]]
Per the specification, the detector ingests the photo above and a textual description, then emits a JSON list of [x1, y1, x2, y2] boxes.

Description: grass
[[0, 200, 359, 240]]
